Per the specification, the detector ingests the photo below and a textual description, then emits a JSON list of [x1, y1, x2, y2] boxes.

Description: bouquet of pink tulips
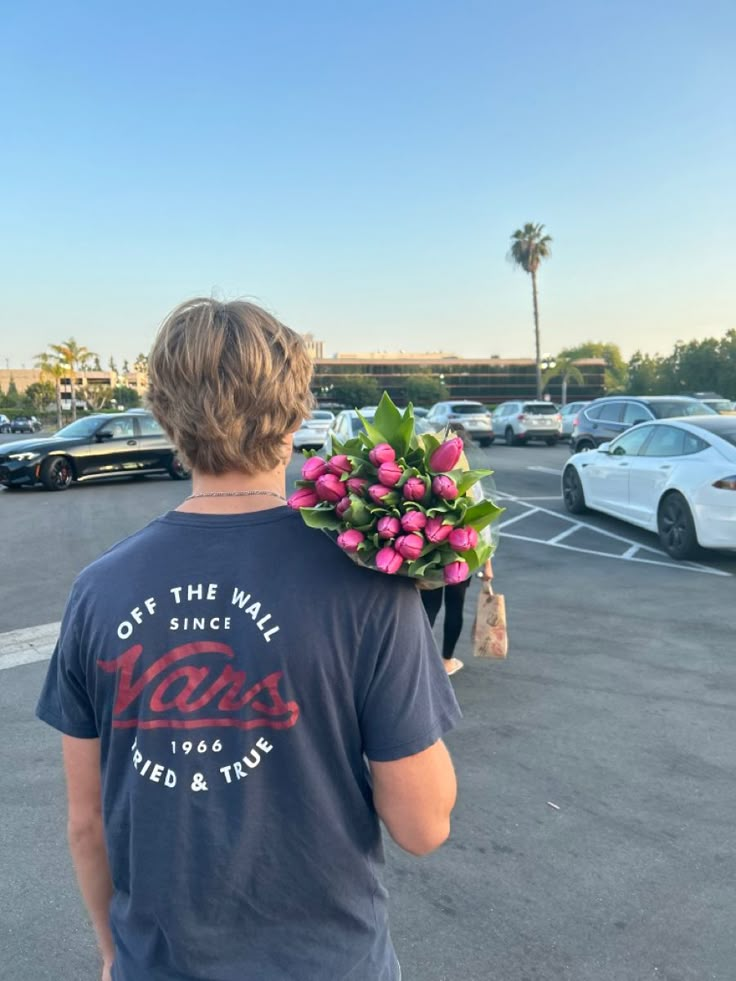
[[288, 393, 503, 587]]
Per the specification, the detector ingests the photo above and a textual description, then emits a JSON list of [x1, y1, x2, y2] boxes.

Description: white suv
[[425, 401, 493, 446], [492, 400, 562, 446]]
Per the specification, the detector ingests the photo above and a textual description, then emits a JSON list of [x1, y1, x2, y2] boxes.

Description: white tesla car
[[562, 417, 736, 559]]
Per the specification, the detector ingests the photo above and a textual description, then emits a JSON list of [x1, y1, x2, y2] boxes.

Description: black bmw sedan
[[0, 410, 189, 491]]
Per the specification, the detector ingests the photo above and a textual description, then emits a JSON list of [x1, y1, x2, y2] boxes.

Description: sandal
[[445, 657, 464, 677]]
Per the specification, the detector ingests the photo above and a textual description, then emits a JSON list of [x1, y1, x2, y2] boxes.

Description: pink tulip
[[376, 546, 403, 575], [443, 560, 470, 585], [287, 487, 320, 510], [301, 456, 328, 481], [337, 529, 365, 553], [425, 517, 453, 544], [336, 496, 352, 518], [400, 510, 427, 533], [377, 461, 403, 487], [368, 484, 398, 506], [429, 436, 464, 473], [369, 443, 396, 466], [448, 526, 479, 552], [327, 454, 352, 476], [432, 475, 458, 500], [377, 515, 401, 539], [346, 477, 369, 496], [315, 473, 348, 503], [403, 477, 428, 502], [395, 533, 424, 561]]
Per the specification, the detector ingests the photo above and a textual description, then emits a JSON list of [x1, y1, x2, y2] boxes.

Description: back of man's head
[[147, 298, 313, 475]]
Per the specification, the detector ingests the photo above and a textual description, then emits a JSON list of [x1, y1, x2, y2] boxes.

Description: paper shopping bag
[[472, 584, 508, 659]]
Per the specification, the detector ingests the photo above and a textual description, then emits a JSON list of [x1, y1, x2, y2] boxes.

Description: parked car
[[10, 415, 42, 433], [559, 401, 590, 439], [562, 416, 736, 559], [292, 410, 336, 451], [322, 409, 377, 455], [687, 392, 736, 415], [491, 400, 562, 446], [570, 396, 716, 453], [0, 410, 189, 491], [0, 414, 10, 434], [425, 401, 494, 446]]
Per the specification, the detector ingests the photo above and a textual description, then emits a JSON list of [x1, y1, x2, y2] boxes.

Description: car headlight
[[8, 452, 41, 462]]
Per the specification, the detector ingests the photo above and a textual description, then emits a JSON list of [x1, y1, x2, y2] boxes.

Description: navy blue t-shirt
[[36, 507, 461, 981]]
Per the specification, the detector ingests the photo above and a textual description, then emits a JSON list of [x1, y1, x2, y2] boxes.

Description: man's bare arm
[[369, 739, 457, 856], [62, 735, 115, 972]]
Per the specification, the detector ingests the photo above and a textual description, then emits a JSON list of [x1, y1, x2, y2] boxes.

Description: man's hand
[[101, 961, 113, 981]]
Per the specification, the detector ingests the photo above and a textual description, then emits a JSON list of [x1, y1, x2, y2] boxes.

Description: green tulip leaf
[[299, 507, 342, 531], [463, 499, 505, 531]]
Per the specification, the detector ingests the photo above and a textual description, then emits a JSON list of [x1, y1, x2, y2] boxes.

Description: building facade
[[311, 357, 607, 405]]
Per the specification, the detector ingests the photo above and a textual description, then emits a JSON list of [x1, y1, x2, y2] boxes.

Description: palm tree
[[47, 339, 97, 421], [542, 356, 585, 407], [509, 223, 553, 398], [35, 354, 67, 430]]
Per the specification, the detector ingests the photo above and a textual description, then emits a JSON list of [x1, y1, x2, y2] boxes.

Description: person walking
[[421, 423, 493, 676], [36, 298, 460, 981]]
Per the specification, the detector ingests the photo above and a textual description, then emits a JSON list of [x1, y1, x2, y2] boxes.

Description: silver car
[[492, 400, 562, 446], [559, 401, 590, 439], [424, 401, 494, 446], [292, 410, 336, 451]]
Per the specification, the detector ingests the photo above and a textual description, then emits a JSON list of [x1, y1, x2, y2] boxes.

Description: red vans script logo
[[98, 641, 300, 731]]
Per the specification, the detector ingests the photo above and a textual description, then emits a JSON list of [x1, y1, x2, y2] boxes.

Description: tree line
[[0, 341, 149, 429]]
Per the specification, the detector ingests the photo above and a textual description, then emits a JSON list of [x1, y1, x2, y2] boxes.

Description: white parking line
[[498, 508, 540, 530], [547, 523, 583, 545], [527, 466, 563, 475], [495, 493, 731, 576], [0, 622, 59, 671]]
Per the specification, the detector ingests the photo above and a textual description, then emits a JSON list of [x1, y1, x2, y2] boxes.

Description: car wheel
[[168, 455, 191, 481], [504, 427, 516, 447], [562, 466, 587, 514], [545, 437, 558, 447], [574, 438, 595, 453], [479, 437, 494, 447], [40, 456, 73, 491], [658, 492, 699, 560]]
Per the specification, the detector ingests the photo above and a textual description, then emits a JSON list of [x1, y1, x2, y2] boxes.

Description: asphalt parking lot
[[1, 441, 734, 980]]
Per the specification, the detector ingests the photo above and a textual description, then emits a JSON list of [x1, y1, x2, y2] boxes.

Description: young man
[[37, 298, 460, 981]]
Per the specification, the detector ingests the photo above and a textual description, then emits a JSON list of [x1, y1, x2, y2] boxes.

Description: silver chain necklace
[[184, 489, 286, 502]]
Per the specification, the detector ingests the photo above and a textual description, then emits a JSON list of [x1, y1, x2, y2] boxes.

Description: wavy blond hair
[[147, 298, 313, 474]]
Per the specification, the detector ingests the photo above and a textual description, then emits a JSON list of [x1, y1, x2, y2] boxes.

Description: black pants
[[421, 580, 471, 660]]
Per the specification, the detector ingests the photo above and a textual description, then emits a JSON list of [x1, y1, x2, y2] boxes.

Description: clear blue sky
[[1, 0, 734, 367]]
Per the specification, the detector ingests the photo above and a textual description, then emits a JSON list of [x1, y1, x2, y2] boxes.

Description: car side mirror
[[97, 430, 114, 441]]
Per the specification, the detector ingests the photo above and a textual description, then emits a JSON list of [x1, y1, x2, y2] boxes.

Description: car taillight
[[517, 414, 526, 421], [713, 476, 736, 490], [556, 414, 562, 421], [573, 415, 579, 426]]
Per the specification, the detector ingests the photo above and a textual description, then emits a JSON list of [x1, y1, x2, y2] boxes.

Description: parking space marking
[[494, 492, 730, 577], [527, 466, 563, 475], [498, 507, 540, 530], [547, 523, 583, 545], [0, 621, 59, 671]]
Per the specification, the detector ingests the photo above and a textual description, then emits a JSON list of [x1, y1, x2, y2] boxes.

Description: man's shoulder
[[73, 516, 167, 594]]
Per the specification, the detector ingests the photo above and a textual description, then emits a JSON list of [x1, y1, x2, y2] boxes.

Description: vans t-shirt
[[36, 507, 461, 981]]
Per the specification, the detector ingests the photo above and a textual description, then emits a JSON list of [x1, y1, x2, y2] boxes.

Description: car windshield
[[56, 418, 103, 438], [450, 404, 485, 415], [310, 411, 333, 421], [523, 404, 558, 415], [650, 400, 717, 419]]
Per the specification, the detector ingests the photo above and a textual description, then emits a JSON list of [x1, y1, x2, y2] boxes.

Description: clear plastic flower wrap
[[288, 394, 504, 588]]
